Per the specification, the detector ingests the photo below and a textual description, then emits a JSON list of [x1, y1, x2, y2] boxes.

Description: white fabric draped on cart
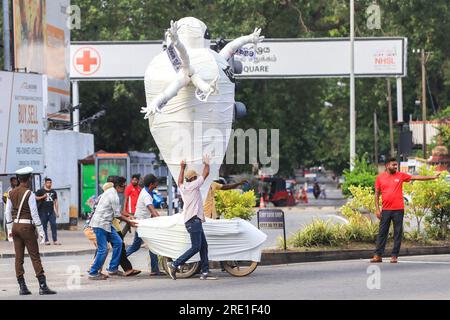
[[136, 214, 267, 262]]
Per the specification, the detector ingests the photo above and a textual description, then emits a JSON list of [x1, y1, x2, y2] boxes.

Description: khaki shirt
[[203, 182, 223, 219]]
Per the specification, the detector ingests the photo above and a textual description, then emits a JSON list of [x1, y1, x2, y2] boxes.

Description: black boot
[[17, 276, 32, 295], [37, 275, 57, 295]]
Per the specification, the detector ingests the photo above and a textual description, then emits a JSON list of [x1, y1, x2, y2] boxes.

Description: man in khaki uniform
[[204, 179, 248, 219], [5, 167, 56, 295]]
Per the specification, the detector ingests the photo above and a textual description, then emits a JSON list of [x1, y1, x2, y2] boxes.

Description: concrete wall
[[43, 130, 94, 226]]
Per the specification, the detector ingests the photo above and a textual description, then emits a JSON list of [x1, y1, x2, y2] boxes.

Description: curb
[[2, 246, 450, 263], [0, 249, 97, 259], [260, 246, 450, 265]]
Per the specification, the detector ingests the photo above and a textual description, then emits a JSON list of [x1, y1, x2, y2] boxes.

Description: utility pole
[[387, 79, 395, 157], [373, 111, 378, 165], [2, 0, 12, 71], [421, 49, 427, 159], [396, 77, 404, 163], [349, 0, 356, 170]]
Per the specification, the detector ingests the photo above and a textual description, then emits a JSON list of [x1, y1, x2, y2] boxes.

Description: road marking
[[398, 260, 450, 265]]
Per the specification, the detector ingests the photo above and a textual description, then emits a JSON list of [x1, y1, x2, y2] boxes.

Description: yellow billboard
[[13, 0, 47, 74]]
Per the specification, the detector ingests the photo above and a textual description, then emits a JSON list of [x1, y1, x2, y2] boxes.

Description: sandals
[[124, 269, 142, 277]]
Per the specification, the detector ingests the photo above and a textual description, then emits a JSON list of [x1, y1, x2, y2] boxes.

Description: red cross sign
[[73, 47, 101, 76]]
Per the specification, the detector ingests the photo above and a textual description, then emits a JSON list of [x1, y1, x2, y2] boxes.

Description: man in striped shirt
[[88, 176, 137, 280]]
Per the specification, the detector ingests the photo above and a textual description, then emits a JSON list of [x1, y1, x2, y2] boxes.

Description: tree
[[403, 166, 449, 234], [4, 0, 449, 174]]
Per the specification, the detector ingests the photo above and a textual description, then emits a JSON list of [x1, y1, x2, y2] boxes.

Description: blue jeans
[[126, 232, 160, 273], [173, 217, 209, 274], [89, 227, 122, 275], [40, 211, 57, 242]]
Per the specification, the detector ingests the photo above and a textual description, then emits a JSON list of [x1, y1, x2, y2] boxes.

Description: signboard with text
[[0, 71, 45, 174], [235, 38, 407, 78], [70, 38, 407, 80], [257, 209, 287, 250]]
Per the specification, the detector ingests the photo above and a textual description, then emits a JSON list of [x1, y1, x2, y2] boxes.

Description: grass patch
[[280, 218, 450, 250]]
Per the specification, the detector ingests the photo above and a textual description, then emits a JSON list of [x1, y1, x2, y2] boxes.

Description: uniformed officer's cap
[[15, 167, 34, 177]]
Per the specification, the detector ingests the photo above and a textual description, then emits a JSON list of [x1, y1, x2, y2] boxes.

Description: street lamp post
[[349, 0, 356, 170]]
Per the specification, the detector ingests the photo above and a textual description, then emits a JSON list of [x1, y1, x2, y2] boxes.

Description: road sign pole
[[72, 81, 80, 132], [257, 210, 260, 229], [282, 211, 287, 251]]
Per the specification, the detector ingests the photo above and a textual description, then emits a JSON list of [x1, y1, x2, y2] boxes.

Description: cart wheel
[[161, 256, 200, 279], [223, 261, 258, 277]]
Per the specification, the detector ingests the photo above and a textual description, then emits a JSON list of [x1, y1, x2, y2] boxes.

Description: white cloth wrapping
[[145, 48, 235, 202], [136, 214, 267, 263]]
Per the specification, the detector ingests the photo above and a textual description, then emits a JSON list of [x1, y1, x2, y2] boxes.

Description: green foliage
[[9, 0, 444, 173], [342, 154, 378, 196], [287, 220, 340, 247], [340, 185, 377, 220], [432, 106, 450, 120], [424, 188, 450, 240], [286, 218, 379, 248], [286, 166, 450, 248], [403, 167, 449, 233], [343, 219, 379, 243], [215, 190, 256, 220]]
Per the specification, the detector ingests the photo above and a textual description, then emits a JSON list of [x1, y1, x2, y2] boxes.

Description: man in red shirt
[[122, 174, 142, 237], [371, 158, 440, 263]]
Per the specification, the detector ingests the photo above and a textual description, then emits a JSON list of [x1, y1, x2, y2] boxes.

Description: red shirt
[[124, 184, 141, 214], [375, 171, 412, 210]]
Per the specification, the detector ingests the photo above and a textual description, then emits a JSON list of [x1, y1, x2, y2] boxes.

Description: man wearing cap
[[166, 156, 218, 280], [88, 176, 138, 280], [5, 167, 56, 295]]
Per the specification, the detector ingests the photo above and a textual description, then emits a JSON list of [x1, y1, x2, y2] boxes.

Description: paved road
[[1, 252, 450, 300]]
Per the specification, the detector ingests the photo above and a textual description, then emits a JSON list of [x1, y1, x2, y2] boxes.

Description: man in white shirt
[[126, 174, 163, 276], [167, 156, 217, 280]]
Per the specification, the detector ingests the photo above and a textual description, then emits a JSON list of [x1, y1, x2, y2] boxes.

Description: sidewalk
[[0, 221, 137, 258], [0, 192, 347, 259]]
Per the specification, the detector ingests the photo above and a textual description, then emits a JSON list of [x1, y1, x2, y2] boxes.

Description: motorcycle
[[151, 189, 168, 209], [136, 214, 267, 278]]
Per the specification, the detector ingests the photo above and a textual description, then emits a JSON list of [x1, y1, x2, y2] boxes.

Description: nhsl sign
[[0, 71, 45, 174], [70, 37, 407, 80], [257, 209, 287, 250]]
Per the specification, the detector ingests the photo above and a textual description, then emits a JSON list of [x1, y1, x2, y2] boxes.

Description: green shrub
[[404, 168, 450, 234], [287, 220, 340, 247], [404, 229, 429, 244], [342, 153, 377, 197], [286, 218, 379, 249], [424, 189, 450, 240], [215, 189, 256, 220], [340, 185, 377, 220]]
